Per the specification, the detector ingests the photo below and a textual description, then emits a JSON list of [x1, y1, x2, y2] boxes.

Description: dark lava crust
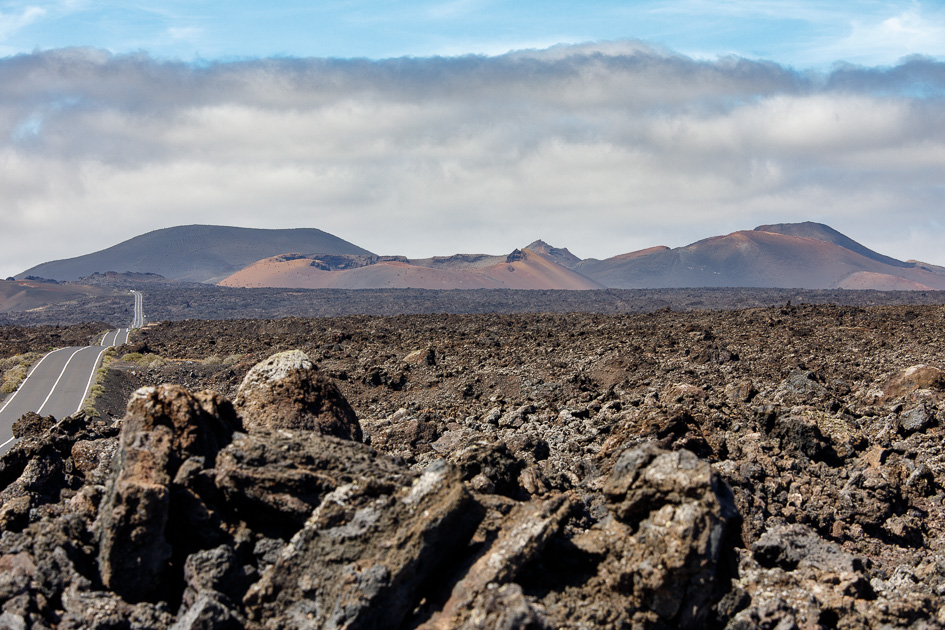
[[2, 302, 945, 628]]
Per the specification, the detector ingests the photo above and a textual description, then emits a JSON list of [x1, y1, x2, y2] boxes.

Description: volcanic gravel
[[5, 302, 945, 627]]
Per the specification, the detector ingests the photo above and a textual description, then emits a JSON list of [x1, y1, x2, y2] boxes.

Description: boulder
[[234, 350, 362, 441], [899, 404, 934, 435], [96, 385, 239, 602], [597, 444, 738, 628], [214, 430, 411, 531], [403, 347, 436, 366], [71, 438, 119, 484], [455, 583, 549, 630], [243, 459, 479, 630], [59, 583, 177, 630], [772, 369, 829, 405], [876, 364, 945, 403], [11, 412, 55, 440], [422, 494, 572, 629], [728, 524, 878, 628]]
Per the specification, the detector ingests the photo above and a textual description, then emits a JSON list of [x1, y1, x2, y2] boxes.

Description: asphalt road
[[0, 289, 143, 456]]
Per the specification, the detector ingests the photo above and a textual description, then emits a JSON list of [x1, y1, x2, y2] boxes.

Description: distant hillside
[[0, 279, 119, 313], [576, 229, 945, 290], [219, 249, 604, 290], [18, 225, 374, 284], [753, 222, 911, 268], [525, 240, 582, 269], [20, 221, 945, 291]]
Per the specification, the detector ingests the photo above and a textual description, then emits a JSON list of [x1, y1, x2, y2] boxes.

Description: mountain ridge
[[219, 248, 606, 291], [18, 225, 374, 284], [19, 221, 945, 291]]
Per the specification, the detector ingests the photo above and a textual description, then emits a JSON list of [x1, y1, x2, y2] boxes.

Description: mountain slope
[[753, 221, 910, 268], [577, 229, 945, 290], [18, 225, 374, 284], [219, 249, 605, 290], [524, 240, 582, 269], [0, 279, 118, 313]]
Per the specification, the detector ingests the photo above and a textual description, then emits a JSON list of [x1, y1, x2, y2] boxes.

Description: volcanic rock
[[874, 364, 945, 403], [213, 430, 412, 531], [242, 459, 478, 630], [11, 412, 55, 440], [96, 384, 240, 602], [6, 303, 945, 628], [233, 349, 362, 441], [423, 494, 573, 629], [595, 444, 738, 628]]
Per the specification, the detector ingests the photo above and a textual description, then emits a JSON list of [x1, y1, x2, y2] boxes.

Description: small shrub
[[1, 352, 43, 395], [121, 352, 165, 368], [81, 348, 118, 417], [81, 402, 101, 418]]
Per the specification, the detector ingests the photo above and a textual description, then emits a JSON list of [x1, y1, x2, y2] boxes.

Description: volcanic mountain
[[18, 225, 373, 284], [18, 221, 945, 291], [576, 223, 945, 290], [0, 278, 118, 313], [219, 248, 604, 290]]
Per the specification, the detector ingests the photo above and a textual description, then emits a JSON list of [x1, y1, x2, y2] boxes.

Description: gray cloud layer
[[2, 42, 944, 278]]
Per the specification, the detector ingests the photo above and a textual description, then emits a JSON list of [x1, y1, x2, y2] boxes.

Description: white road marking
[[0, 348, 61, 415], [1, 290, 144, 453], [37, 347, 85, 416], [76, 346, 109, 415]]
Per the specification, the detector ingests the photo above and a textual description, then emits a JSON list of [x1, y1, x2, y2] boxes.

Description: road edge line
[[37, 347, 85, 416], [0, 348, 62, 415], [75, 346, 110, 416]]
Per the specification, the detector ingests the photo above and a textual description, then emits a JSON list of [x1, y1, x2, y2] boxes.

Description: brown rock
[[423, 494, 573, 630], [729, 524, 877, 628], [876, 364, 945, 403], [97, 384, 239, 602], [403, 347, 436, 366], [243, 459, 479, 630], [71, 438, 119, 483], [455, 583, 549, 630], [214, 429, 411, 530], [725, 380, 757, 404], [597, 444, 738, 628], [11, 411, 56, 439], [234, 350, 362, 441]]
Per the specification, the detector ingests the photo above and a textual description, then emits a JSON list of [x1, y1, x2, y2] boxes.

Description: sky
[[1, 1, 944, 278]]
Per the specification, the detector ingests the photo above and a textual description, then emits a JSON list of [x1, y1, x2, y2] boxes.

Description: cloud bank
[[2, 42, 944, 278]]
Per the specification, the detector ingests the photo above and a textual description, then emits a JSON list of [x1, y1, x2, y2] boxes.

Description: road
[[0, 290, 143, 456], [131, 288, 144, 329]]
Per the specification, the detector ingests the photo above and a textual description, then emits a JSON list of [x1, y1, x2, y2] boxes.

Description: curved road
[[0, 290, 143, 455]]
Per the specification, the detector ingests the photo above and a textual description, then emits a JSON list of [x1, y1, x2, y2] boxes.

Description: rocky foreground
[[3, 304, 945, 628]]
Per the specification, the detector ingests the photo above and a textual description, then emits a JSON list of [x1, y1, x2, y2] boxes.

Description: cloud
[[166, 26, 202, 42], [824, 5, 945, 63], [0, 5, 46, 40], [1, 43, 944, 278]]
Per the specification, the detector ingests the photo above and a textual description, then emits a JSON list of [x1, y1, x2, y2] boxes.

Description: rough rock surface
[[598, 445, 738, 628], [234, 349, 362, 441], [243, 459, 475, 630], [97, 384, 240, 602], [5, 304, 945, 628]]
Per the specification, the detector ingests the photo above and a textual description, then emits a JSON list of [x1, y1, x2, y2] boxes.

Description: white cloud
[[1, 44, 944, 278], [814, 4, 945, 64], [166, 26, 202, 42], [0, 5, 46, 40]]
